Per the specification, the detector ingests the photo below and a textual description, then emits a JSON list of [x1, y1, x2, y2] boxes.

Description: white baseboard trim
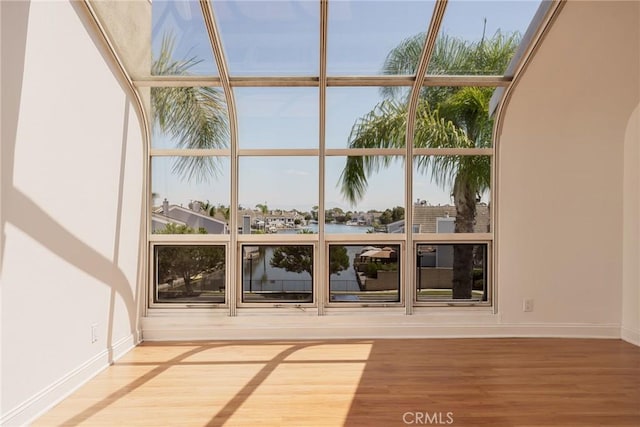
[[621, 326, 640, 346], [1, 333, 138, 427], [141, 315, 621, 341]]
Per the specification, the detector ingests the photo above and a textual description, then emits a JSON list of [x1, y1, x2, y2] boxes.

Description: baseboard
[[1, 333, 138, 427], [621, 326, 640, 347], [141, 315, 621, 341]]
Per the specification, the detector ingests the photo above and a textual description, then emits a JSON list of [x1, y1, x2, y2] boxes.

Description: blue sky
[[151, 0, 540, 212]]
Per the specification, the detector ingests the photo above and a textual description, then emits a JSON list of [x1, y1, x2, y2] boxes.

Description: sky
[[151, 0, 540, 212]]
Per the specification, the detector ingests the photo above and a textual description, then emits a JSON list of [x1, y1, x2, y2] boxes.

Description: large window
[[147, 0, 546, 312]]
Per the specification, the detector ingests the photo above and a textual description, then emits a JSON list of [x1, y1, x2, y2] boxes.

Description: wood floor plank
[[33, 339, 640, 426]]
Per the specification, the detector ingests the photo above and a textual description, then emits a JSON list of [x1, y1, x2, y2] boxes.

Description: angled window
[[144, 0, 554, 314]]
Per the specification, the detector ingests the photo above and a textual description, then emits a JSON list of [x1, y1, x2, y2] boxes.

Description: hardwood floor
[[34, 339, 640, 426]]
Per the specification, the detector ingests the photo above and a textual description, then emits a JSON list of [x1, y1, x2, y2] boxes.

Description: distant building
[[385, 204, 490, 233], [152, 199, 228, 234]]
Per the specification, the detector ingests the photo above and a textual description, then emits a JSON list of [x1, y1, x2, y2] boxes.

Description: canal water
[[243, 223, 371, 292]]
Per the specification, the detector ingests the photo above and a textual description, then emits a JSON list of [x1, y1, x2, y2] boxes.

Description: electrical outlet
[[91, 324, 98, 343], [523, 299, 534, 312]]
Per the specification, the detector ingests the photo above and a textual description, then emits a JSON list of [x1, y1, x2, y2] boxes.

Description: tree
[[155, 224, 224, 296], [270, 230, 350, 277], [217, 204, 230, 221], [328, 245, 350, 277], [192, 200, 216, 217], [152, 34, 229, 183], [378, 206, 405, 225], [339, 31, 519, 299], [255, 202, 268, 230]]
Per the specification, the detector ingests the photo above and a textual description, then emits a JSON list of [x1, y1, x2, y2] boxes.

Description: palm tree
[[339, 31, 519, 299], [152, 34, 229, 183], [217, 204, 231, 222], [255, 202, 269, 231]]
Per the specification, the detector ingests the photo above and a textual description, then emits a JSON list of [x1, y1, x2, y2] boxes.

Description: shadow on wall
[[0, 0, 142, 359]]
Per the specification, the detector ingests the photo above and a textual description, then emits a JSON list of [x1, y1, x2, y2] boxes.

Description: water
[[243, 224, 376, 293], [277, 223, 371, 234]]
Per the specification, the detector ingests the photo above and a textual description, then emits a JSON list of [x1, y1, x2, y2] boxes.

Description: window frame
[[141, 0, 563, 318], [149, 241, 230, 310]]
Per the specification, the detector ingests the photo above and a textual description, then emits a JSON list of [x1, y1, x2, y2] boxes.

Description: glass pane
[[416, 243, 488, 301], [151, 156, 230, 234], [213, 0, 319, 76], [235, 87, 318, 149], [239, 157, 318, 215], [151, 86, 229, 149], [238, 208, 310, 235], [415, 86, 494, 148], [152, 0, 218, 76], [325, 156, 404, 234], [326, 87, 410, 150], [329, 244, 400, 303], [413, 156, 490, 233], [428, 0, 542, 75], [327, 0, 435, 75], [154, 245, 226, 303], [242, 245, 313, 303]]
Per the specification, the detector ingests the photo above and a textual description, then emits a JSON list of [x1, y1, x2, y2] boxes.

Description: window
[[329, 244, 401, 304], [416, 243, 489, 303], [147, 0, 547, 312], [153, 245, 226, 305], [241, 244, 314, 304]]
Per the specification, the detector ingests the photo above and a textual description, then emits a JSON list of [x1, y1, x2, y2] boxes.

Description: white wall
[[621, 0, 640, 345], [498, 1, 639, 336], [0, 1, 144, 425]]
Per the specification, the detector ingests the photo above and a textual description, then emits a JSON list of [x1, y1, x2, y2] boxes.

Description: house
[[152, 199, 229, 234], [385, 204, 490, 233]]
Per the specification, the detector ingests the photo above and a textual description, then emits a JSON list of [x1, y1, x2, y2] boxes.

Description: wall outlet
[[91, 323, 98, 343], [523, 299, 534, 312]]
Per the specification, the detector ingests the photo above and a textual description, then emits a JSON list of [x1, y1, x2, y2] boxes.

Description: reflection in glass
[[416, 243, 487, 301], [330, 244, 400, 303], [213, 0, 319, 76], [151, 157, 230, 234], [413, 156, 490, 233], [154, 245, 226, 303], [242, 245, 313, 303], [235, 87, 318, 149], [152, 0, 218, 76]]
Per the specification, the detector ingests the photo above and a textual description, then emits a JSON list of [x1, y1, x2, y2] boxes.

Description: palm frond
[[151, 33, 229, 183], [380, 33, 425, 100], [339, 100, 408, 205], [438, 87, 493, 146]]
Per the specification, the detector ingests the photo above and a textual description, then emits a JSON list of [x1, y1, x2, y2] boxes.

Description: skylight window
[[327, 0, 435, 75], [428, 0, 542, 75], [152, 0, 219, 76], [213, 0, 320, 76]]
